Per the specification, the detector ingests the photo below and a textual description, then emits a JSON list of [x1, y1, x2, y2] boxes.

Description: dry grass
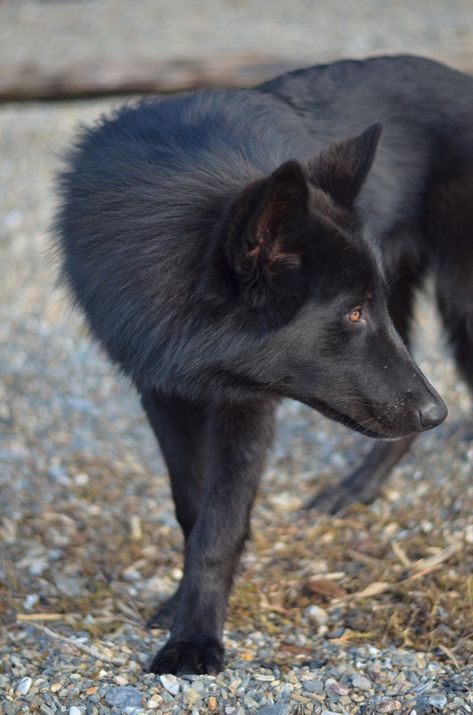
[[2, 449, 472, 672]]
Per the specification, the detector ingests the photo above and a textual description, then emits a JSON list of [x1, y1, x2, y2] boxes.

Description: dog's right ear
[[309, 123, 382, 207], [222, 160, 309, 305]]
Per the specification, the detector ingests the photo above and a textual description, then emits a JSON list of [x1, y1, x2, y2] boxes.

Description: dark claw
[[149, 638, 224, 675]]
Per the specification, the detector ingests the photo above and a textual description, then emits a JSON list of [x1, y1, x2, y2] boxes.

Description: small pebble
[[257, 704, 289, 715], [185, 687, 201, 707], [325, 678, 349, 696], [74, 472, 89, 486], [160, 673, 180, 696], [16, 676, 32, 696], [424, 694, 448, 709], [378, 700, 402, 713], [23, 594, 39, 610], [352, 673, 372, 690], [302, 679, 324, 694], [104, 685, 143, 709], [305, 605, 329, 626]]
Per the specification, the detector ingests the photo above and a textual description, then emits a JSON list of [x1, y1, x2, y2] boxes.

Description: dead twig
[[17, 613, 67, 622], [18, 622, 129, 666], [392, 541, 412, 568], [437, 644, 461, 670], [406, 542, 463, 581]]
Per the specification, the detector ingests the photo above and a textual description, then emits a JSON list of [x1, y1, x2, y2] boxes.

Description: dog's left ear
[[309, 123, 382, 207], [224, 160, 309, 282]]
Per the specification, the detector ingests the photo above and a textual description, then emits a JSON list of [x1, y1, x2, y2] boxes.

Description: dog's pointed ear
[[224, 160, 309, 284], [309, 123, 382, 206]]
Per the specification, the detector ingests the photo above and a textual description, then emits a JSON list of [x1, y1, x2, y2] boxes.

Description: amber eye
[[348, 307, 363, 323]]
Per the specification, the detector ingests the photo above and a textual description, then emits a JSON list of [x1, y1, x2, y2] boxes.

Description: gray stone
[[407, 671, 420, 684], [257, 705, 290, 715], [423, 694, 448, 709], [392, 651, 418, 667], [302, 679, 324, 693], [23, 593, 39, 610], [16, 676, 33, 696], [104, 685, 143, 709], [40, 704, 57, 715], [352, 673, 373, 690], [377, 701, 402, 713], [160, 673, 180, 696], [325, 678, 349, 697], [305, 605, 329, 626], [54, 574, 82, 597]]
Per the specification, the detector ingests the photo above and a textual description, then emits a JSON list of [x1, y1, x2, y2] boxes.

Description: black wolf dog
[[55, 54, 473, 674]]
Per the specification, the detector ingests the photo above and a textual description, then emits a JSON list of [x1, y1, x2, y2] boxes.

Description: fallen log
[[0, 54, 310, 102], [1, 52, 471, 104]]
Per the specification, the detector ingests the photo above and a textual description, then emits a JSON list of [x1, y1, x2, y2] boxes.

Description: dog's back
[[262, 55, 473, 236], [261, 55, 473, 152]]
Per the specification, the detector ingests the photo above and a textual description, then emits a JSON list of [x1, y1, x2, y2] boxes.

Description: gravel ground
[[1, 3, 473, 714]]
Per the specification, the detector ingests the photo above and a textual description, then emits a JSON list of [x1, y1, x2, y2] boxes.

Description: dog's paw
[[304, 482, 366, 514], [149, 638, 224, 675]]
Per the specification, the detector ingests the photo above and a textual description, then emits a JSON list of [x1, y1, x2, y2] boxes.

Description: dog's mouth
[[301, 395, 410, 440], [262, 379, 417, 440]]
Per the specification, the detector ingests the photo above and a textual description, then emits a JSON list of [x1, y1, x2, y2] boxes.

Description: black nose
[[417, 398, 448, 431]]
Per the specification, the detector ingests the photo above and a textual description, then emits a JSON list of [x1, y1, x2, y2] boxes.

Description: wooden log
[[1, 52, 471, 103], [0, 54, 310, 102]]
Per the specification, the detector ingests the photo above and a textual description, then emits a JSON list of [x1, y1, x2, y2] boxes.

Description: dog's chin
[[301, 396, 412, 440]]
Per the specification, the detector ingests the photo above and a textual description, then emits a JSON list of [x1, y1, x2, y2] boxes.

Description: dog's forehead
[[317, 232, 386, 300], [345, 234, 384, 274], [310, 188, 381, 255], [343, 237, 385, 286]]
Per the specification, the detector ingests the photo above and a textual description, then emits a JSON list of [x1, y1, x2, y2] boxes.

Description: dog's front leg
[[149, 398, 275, 675]]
